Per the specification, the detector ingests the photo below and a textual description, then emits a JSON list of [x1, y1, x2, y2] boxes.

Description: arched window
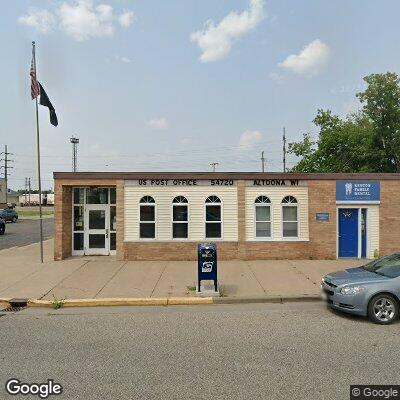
[[282, 196, 298, 238], [172, 196, 188, 239], [140, 196, 155, 204], [206, 196, 221, 203], [255, 196, 271, 238], [282, 196, 297, 204], [205, 196, 222, 238], [139, 196, 155, 238]]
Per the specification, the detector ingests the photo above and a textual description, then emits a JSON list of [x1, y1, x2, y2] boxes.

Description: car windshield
[[362, 254, 400, 278]]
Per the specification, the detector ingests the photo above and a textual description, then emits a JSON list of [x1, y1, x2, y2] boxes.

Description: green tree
[[289, 72, 400, 172], [289, 110, 375, 172], [357, 72, 400, 172]]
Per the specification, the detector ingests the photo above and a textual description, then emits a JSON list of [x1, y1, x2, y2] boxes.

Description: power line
[[12, 139, 283, 160]]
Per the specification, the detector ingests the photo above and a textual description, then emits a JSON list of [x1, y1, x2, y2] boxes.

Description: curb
[[27, 297, 214, 308], [214, 295, 321, 304], [0, 295, 321, 309]]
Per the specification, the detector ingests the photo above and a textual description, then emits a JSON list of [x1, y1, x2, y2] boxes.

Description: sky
[[2, 0, 400, 190]]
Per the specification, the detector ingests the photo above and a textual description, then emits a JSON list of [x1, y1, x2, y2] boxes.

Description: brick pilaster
[[116, 180, 124, 260], [237, 180, 246, 258]]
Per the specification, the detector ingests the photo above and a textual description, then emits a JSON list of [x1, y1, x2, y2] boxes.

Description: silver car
[[322, 254, 400, 324]]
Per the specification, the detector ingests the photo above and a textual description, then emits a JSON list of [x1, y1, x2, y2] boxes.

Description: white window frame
[[71, 187, 116, 255], [205, 195, 223, 240], [281, 196, 299, 239], [139, 196, 156, 240], [254, 196, 272, 240], [72, 187, 86, 256], [172, 196, 189, 240]]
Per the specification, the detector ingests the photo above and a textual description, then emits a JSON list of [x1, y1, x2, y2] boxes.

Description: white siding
[[245, 187, 309, 241], [367, 205, 379, 259], [124, 185, 238, 241]]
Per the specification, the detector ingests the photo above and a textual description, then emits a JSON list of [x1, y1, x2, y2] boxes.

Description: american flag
[[30, 59, 40, 100]]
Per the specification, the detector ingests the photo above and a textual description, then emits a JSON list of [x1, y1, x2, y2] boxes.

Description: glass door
[[85, 204, 109, 255]]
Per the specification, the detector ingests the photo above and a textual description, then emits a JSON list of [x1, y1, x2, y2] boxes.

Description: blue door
[[339, 208, 359, 258]]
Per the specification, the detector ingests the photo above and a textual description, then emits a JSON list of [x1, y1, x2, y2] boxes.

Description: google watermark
[[351, 385, 400, 400], [5, 379, 63, 399]]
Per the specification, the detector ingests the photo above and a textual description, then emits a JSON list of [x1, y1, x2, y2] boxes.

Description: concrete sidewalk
[[0, 240, 363, 301]]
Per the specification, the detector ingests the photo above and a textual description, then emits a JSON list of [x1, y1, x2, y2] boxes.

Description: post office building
[[53, 172, 400, 261]]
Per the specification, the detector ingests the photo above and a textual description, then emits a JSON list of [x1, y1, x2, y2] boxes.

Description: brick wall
[[239, 241, 311, 259], [380, 181, 400, 256], [308, 180, 337, 259], [123, 241, 239, 261], [54, 182, 72, 260]]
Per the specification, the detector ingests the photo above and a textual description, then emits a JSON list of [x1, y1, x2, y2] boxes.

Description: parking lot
[[0, 218, 53, 250]]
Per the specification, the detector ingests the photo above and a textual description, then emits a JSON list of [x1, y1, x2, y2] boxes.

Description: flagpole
[[32, 41, 44, 263]]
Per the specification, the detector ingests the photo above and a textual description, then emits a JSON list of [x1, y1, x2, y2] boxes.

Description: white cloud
[[146, 117, 168, 130], [18, 9, 56, 34], [119, 10, 135, 28], [190, 0, 265, 63], [279, 39, 330, 75], [239, 130, 263, 150], [115, 55, 131, 63], [18, 1, 134, 41]]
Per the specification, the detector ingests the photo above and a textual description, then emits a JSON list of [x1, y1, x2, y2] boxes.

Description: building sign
[[126, 179, 308, 187], [247, 179, 307, 187], [316, 213, 330, 221], [126, 179, 236, 187], [336, 181, 380, 203]]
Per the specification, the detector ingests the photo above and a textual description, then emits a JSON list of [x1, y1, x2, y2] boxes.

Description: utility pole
[[261, 151, 266, 172], [24, 178, 28, 205], [210, 162, 219, 172], [0, 145, 14, 204], [28, 177, 31, 206], [283, 127, 287, 173], [70, 136, 79, 172]]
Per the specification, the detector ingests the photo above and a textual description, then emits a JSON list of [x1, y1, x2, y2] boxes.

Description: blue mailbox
[[197, 243, 218, 292]]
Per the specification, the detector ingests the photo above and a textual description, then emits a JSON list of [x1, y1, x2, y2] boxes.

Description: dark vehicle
[[0, 208, 18, 223], [0, 218, 5, 235], [322, 253, 400, 324]]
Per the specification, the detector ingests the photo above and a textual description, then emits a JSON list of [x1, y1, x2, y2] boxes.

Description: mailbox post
[[197, 243, 218, 293]]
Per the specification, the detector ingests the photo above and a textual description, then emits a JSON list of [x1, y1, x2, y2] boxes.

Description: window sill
[[247, 238, 309, 242]]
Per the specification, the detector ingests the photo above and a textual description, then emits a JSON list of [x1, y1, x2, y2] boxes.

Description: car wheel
[[368, 294, 399, 325], [12, 217, 17, 223]]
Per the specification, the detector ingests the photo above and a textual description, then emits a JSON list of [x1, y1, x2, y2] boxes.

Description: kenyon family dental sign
[[336, 181, 380, 203]]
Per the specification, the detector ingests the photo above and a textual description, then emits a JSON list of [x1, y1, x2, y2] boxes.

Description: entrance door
[[338, 208, 359, 258], [85, 205, 109, 255]]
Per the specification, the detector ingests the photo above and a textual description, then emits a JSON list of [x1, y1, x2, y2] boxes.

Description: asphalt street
[[0, 218, 53, 250], [1, 302, 399, 400]]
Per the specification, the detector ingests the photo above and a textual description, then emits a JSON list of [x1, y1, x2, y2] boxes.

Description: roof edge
[[53, 171, 400, 180]]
